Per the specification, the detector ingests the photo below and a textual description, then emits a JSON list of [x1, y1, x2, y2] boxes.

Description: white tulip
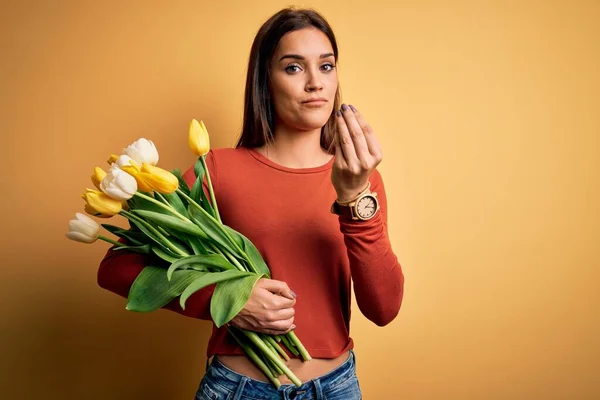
[[100, 165, 138, 200], [113, 154, 136, 169], [66, 213, 100, 243], [124, 138, 159, 166]]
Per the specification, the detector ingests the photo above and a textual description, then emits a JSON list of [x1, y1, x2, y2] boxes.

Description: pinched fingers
[[339, 104, 371, 162], [335, 104, 382, 174], [350, 106, 383, 161]]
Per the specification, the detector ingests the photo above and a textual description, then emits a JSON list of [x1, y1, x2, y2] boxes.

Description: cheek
[[271, 85, 294, 108]]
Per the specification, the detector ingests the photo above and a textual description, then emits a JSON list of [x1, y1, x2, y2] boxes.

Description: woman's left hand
[[331, 104, 383, 202]]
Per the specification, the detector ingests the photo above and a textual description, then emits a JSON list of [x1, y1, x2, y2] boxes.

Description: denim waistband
[[204, 350, 356, 398]]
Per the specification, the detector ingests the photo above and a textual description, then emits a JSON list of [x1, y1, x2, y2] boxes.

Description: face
[[269, 27, 338, 132]]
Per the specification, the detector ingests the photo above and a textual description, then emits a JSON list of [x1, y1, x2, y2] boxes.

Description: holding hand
[[331, 104, 383, 202], [230, 278, 296, 336]]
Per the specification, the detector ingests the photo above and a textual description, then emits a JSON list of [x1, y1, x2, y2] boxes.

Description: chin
[[294, 110, 332, 130]]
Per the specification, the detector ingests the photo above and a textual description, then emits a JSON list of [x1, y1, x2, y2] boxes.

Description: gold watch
[[331, 185, 380, 221]]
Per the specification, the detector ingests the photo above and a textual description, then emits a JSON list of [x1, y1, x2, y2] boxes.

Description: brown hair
[[235, 7, 341, 154]]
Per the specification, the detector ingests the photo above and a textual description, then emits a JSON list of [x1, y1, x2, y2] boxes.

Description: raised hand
[[331, 104, 383, 202]]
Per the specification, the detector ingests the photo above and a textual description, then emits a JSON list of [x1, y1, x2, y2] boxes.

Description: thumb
[[259, 278, 296, 300]]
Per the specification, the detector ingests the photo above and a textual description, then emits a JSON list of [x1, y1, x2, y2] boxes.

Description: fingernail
[[341, 104, 348, 112], [291, 324, 297, 330], [291, 290, 297, 298], [336, 110, 342, 117], [349, 104, 357, 112]]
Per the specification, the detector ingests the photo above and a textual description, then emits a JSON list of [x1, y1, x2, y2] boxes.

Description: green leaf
[[185, 234, 210, 255], [194, 157, 204, 179], [172, 168, 190, 195], [121, 213, 174, 253], [190, 159, 205, 203], [129, 194, 169, 215], [210, 273, 265, 327], [167, 253, 236, 280], [163, 192, 188, 217], [188, 205, 240, 257], [113, 244, 152, 254], [152, 246, 180, 263], [222, 225, 244, 249], [180, 270, 253, 310], [126, 266, 203, 312], [133, 210, 207, 239], [188, 158, 218, 219], [223, 226, 271, 277], [163, 234, 193, 255], [200, 186, 216, 219], [101, 224, 146, 246]]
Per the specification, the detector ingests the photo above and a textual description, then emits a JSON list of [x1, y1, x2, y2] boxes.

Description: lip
[[302, 98, 328, 107], [302, 98, 328, 104]]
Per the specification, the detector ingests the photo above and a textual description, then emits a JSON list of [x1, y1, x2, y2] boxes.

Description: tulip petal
[[82, 189, 122, 217], [101, 166, 137, 200], [66, 231, 96, 243], [124, 138, 159, 166], [139, 163, 178, 194], [188, 119, 210, 157]]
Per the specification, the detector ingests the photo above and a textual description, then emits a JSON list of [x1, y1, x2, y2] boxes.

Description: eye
[[285, 64, 302, 74], [321, 63, 336, 72]]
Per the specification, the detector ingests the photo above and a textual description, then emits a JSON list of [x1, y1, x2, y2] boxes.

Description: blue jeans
[[195, 350, 362, 400]]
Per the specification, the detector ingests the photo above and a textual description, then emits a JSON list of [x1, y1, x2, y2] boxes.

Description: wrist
[[336, 182, 371, 204]]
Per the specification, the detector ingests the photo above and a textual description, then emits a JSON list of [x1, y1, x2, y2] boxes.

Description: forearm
[[340, 213, 404, 326], [97, 246, 215, 320]]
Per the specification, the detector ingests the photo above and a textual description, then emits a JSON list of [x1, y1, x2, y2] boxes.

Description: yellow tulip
[[140, 163, 179, 194], [188, 119, 210, 157], [121, 162, 178, 194], [81, 189, 122, 218], [121, 163, 153, 192], [107, 154, 119, 165], [91, 167, 107, 190]]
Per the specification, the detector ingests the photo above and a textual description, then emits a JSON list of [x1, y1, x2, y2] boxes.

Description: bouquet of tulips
[[66, 119, 311, 387]]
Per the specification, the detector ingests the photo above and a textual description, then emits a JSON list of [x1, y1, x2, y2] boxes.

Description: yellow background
[[2, 1, 599, 399]]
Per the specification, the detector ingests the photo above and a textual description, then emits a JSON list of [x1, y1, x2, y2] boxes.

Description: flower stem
[[155, 192, 170, 206], [133, 192, 187, 221], [176, 188, 258, 272], [286, 331, 312, 361], [224, 250, 247, 272], [98, 235, 123, 247], [242, 330, 302, 387], [120, 210, 188, 257], [264, 335, 290, 361], [206, 241, 246, 272], [201, 156, 221, 223], [228, 327, 281, 388]]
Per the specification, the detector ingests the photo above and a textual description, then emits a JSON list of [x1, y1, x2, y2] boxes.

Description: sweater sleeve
[[338, 168, 404, 326], [96, 150, 219, 321]]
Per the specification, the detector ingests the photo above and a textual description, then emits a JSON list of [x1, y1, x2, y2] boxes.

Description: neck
[[259, 123, 332, 169]]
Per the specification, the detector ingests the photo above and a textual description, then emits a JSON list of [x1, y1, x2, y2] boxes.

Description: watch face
[[356, 195, 377, 219]]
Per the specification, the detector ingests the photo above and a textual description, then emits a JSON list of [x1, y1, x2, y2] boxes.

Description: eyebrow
[[278, 53, 335, 62]]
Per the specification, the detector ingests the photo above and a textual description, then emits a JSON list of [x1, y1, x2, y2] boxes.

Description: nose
[[305, 66, 323, 92]]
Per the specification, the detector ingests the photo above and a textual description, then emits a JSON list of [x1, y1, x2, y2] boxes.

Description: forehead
[[274, 28, 334, 58]]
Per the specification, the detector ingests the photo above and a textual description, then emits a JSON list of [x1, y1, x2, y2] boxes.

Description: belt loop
[[313, 379, 324, 400], [232, 376, 249, 400]]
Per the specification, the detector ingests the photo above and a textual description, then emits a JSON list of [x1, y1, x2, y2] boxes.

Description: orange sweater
[[97, 147, 404, 359]]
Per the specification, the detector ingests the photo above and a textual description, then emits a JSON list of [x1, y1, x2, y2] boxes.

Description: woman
[[98, 7, 404, 400]]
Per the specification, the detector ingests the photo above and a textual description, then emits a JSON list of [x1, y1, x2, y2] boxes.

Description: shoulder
[[209, 147, 252, 164], [182, 147, 250, 186], [207, 147, 255, 174]]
